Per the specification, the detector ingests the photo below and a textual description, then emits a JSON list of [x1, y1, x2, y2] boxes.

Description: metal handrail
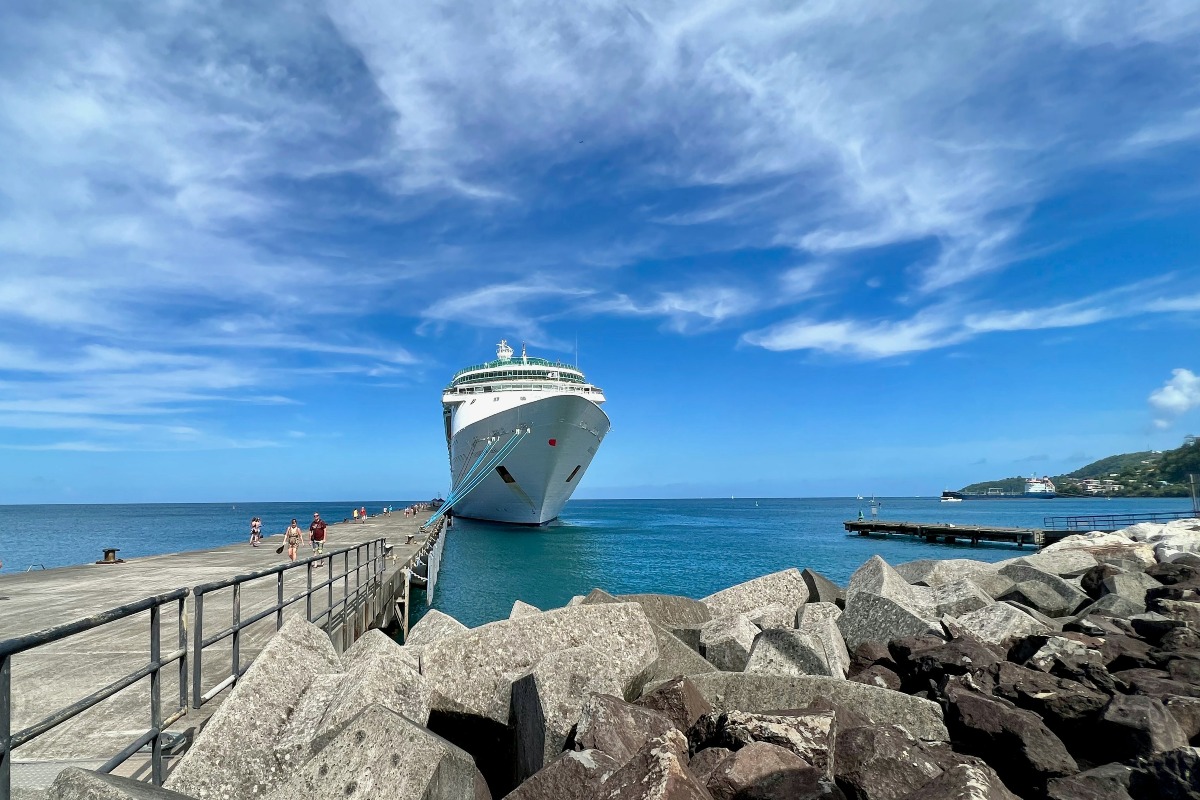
[[190, 538, 387, 709], [1044, 510, 1197, 531], [0, 588, 189, 797]]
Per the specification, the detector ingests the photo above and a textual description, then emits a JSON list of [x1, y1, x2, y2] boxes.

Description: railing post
[[326, 556, 333, 628], [306, 561, 313, 623], [150, 604, 163, 786], [231, 584, 241, 683], [177, 595, 188, 720], [1, 652, 11, 800], [276, 571, 284, 631], [192, 591, 204, 709]]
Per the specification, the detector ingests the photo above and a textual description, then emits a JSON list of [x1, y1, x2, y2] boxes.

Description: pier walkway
[[844, 519, 1072, 548], [0, 512, 434, 795]]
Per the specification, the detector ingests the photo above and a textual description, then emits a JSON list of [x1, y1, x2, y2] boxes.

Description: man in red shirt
[[309, 512, 327, 556]]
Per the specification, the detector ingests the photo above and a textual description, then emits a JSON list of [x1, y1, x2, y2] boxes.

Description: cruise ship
[[440, 340, 610, 524]]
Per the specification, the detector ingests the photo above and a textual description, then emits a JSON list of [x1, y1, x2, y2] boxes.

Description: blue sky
[[2, 0, 1200, 503]]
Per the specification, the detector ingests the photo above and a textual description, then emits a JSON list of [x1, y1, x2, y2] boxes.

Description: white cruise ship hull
[[447, 394, 609, 525]]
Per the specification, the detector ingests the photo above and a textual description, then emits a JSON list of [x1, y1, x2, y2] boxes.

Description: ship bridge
[[444, 340, 600, 397]]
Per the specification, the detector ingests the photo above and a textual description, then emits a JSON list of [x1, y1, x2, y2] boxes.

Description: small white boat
[[941, 496, 963, 503]]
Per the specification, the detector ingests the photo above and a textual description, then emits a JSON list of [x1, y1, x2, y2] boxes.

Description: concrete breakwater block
[[343, 627, 420, 672], [580, 588, 717, 680], [837, 591, 941, 651], [49, 768, 196, 800], [796, 604, 851, 678], [406, 607, 469, 647], [421, 602, 658, 725], [510, 599, 541, 618], [682, 673, 949, 743], [745, 628, 838, 677], [699, 614, 759, 671], [262, 704, 490, 800], [165, 616, 342, 799], [997, 564, 1089, 617], [701, 568, 810, 619], [511, 646, 626, 782], [952, 603, 1050, 646], [801, 568, 845, 607], [582, 589, 713, 628]]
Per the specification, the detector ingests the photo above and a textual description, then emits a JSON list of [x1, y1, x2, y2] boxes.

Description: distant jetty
[[33, 516, 1200, 799]]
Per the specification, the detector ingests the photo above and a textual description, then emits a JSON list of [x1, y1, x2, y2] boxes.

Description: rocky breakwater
[[45, 518, 1200, 800]]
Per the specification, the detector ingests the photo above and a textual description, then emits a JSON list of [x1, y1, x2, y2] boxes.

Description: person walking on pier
[[250, 517, 262, 547], [284, 519, 303, 561], [310, 512, 327, 559]]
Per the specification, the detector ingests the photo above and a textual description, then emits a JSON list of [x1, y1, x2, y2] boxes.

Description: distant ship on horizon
[[440, 340, 610, 525], [942, 475, 1057, 500]]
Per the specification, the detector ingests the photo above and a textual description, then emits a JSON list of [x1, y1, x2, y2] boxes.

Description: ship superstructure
[[440, 340, 610, 524]]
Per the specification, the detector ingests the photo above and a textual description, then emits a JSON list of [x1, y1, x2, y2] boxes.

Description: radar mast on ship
[[496, 339, 513, 361]]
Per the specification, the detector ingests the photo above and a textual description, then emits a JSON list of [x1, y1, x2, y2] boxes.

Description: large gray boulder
[[406, 608, 469, 647], [585, 590, 712, 629], [702, 568, 810, 619], [801, 568, 846, 607], [838, 592, 941, 651], [997, 565, 1089, 617], [274, 636, 433, 767], [1009, 550, 1099, 578], [747, 602, 796, 630], [165, 617, 342, 799], [683, 673, 948, 742], [1041, 532, 1156, 572], [646, 621, 717, 684], [420, 602, 658, 724], [746, 629, 837, 677], [893, 558, 999, 588], [510, 600, 541, 618], [49, 768, 195, 800], [932, 578, 994, 618], [700, 614, 759, 671], [342, 627, 420, 672], [512, 646, 626, 781], [580, 588, 713, 678], [954, 603, 1050, 646], [795, 605, 851, 678], [262, 705, 489, 800], [848, 556, 929, 610], [1100, 572, 1160, 604]]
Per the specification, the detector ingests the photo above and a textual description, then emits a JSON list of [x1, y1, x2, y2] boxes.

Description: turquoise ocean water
[[2, 496, 1193, 627]]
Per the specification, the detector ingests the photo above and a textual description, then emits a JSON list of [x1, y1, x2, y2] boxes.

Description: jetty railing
[[190, 538, 387, 709], [1043, 510, 1197, 532], [0, 588, 189, 798]]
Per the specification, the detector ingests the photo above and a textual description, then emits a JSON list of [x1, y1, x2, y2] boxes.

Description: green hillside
[[960, 477, 1026, 494], [1063, 451, 1159, 479], [961, 436, 1198, 497]]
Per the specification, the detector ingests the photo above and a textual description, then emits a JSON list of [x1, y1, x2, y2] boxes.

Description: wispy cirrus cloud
[[743, 278, 1200, 359]]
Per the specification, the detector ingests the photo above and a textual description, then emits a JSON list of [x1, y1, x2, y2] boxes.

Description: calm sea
[[2, 496, 1192, 627]]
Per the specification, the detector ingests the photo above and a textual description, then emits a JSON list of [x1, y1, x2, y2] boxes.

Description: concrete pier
[[0, 511, 435, 792]]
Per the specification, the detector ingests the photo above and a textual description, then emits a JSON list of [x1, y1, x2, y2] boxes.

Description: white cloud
[[1149, 368, 1200, 428], [743, 281, 1200, 359]]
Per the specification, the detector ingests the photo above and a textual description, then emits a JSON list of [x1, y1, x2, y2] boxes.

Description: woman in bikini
[[285, 519, 303, 561]]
